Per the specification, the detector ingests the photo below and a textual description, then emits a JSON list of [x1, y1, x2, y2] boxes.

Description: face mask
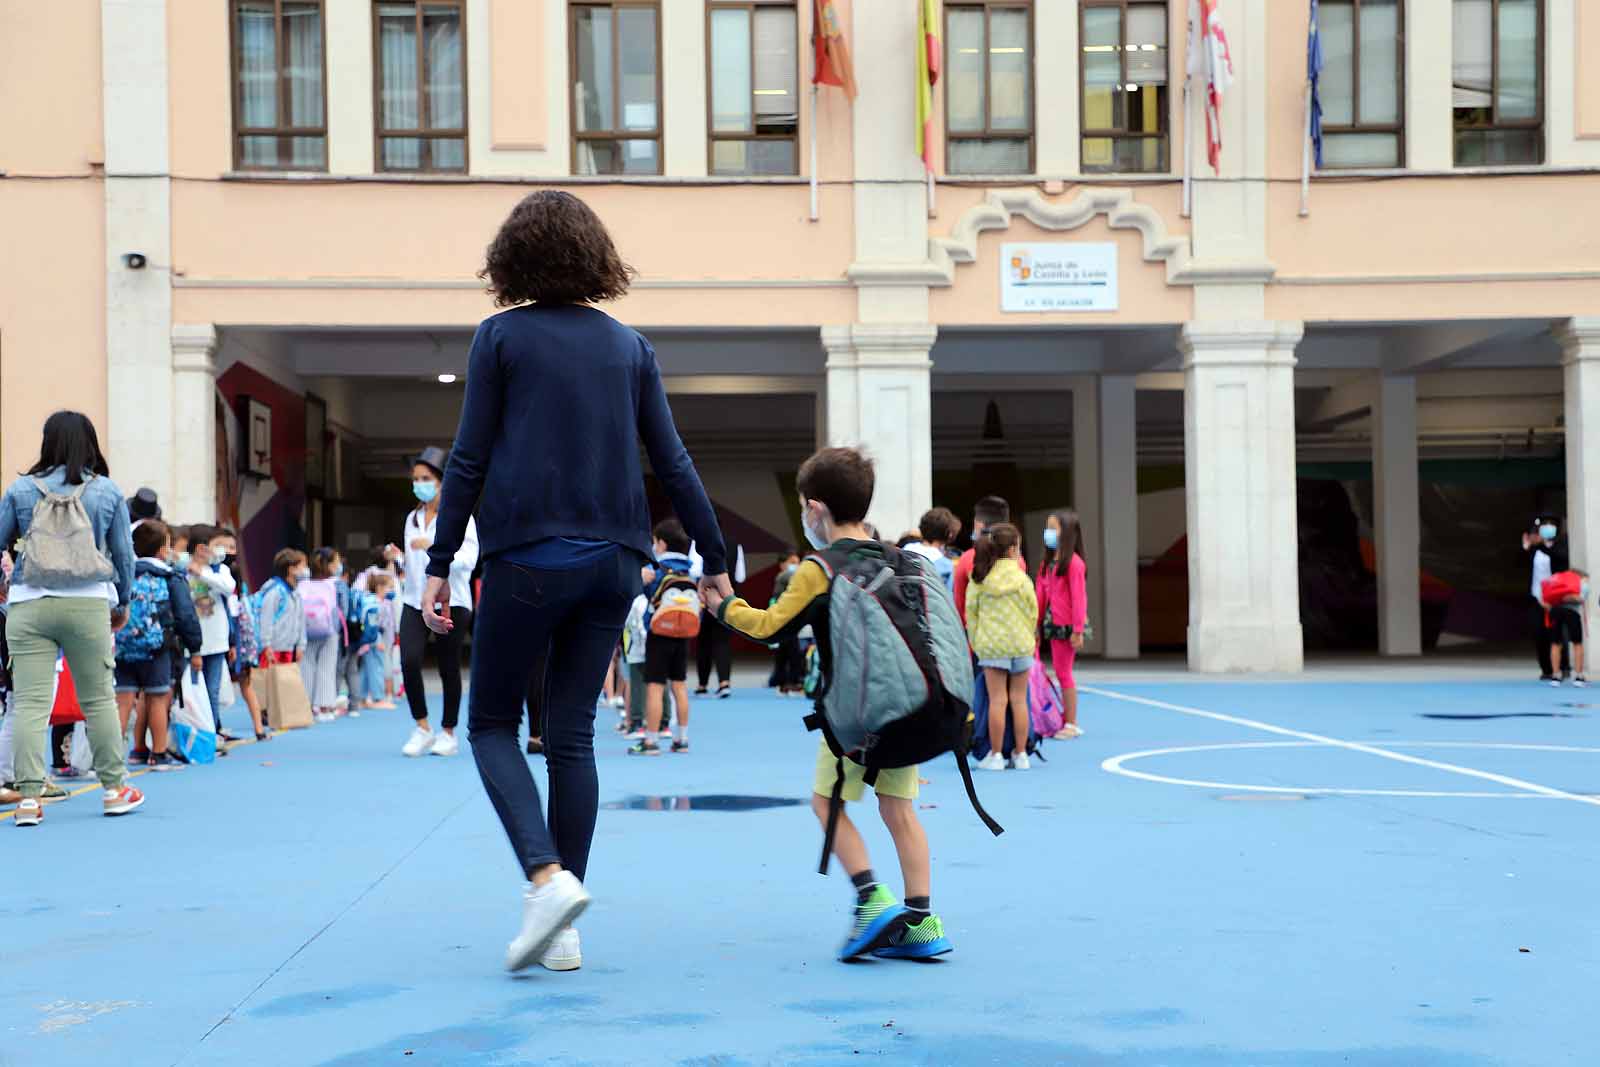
[[332, 563, 344, 578], [413, 479, 438, 503], [175, 551, 191, 570], [213, 549, 230, 563], [802, 505, 830, 551], [1043, 528, 1060, 551], [385, 590, 397, 600], [1540, 524, 1558, 542], [783, 563, 799, 576], [295, 568, 311, 581]]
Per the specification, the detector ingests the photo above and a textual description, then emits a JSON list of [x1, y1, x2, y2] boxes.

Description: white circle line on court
[[1100, 740, 1600, 799]]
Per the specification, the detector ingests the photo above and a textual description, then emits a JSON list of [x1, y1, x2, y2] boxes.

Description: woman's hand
[[410, 537, 432, 552], [111, 606, 128, 632], [422, 576, 454, 634], [1071, 632, 1084, 650]]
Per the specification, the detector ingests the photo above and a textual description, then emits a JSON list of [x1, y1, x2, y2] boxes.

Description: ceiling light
[[437, 373, 457, 384]]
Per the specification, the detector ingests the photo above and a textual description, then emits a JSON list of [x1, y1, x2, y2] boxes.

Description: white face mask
[[801, 501, 830, 551]]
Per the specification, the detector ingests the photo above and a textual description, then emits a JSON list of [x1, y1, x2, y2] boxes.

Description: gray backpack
[[18, 477, 116, 588], [804, 542, 1001, 873]]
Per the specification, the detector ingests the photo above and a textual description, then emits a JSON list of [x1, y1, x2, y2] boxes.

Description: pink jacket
[[1036, 555, 1087, 632]]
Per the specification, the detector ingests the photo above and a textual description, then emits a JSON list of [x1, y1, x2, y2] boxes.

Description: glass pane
[[1082, 6, 1123, 131], [710, 8, 752, 133], [1454, 127, 1539, 165], [290, 135, 326, 168], [948, 137, 1029, 174], [621, 137, 659, 174], [1126, 3, 1167, 85], [1358, 0, 1399, 123], [1082, 135, 1167, 173], [236, 1, 277, 128], [576, 139, 618, 174], [1322, 130, 1399, 166], [988, 8, 1029, 132], [239, 134, 279, 167], [1127, 83, 1167, 134], [378, 3, 420, 130], [619, 6, 658, 131], [1320, 1, 1355, 125], [1497, 0, 1538, 120], [283, 2, 323, 128], [573, 6, 614, 133], [424, 4, 464, 129], [753, 7, 798, 134], [381, 135, 425, 169], [431, 136, 466, 170], [711, 138, 796, 176], [946, 8, 986, 132], [1452, 0, 1492, 111]]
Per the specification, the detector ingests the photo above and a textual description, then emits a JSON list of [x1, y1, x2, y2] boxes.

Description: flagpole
[[810, 83, 820, 222], [1182, 75, 1193, 219], [1299, 80, 1313, 217], [927, 168, 935, 218]]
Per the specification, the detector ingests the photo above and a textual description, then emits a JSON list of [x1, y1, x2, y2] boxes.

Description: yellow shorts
[[812, 739, 919, 802]]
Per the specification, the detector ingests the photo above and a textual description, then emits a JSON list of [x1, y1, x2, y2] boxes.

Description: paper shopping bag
[[265, 662, 313, 730]]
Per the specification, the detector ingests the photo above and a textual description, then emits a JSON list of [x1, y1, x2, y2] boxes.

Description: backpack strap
[[955, 721, 1005, 838], [818, 753, 847, 875]]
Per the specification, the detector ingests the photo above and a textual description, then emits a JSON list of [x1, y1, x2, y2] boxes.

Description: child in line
[[258, 549, 308, 665], [227, 546, 270, 742], [630, 519, 696, 756], [353, 573, 397, 709], [190, 525, 243, 739], [708, 447, 952, 961], [620, 582, 674, 736], [1543, 569, 1588, 687], [767, 548, 806, 696], [115, 520, 202, 768], [966, 522, 1039, 771], [299, 548, 345, 724], [1037, 510, 1088, 739]]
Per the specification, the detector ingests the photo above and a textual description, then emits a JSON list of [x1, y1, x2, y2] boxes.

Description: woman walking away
[[0, 411, 145, 826], [1037, 510, 1088, 739], [398, 448, 479, 758], [421, 190, 728, 973], [965, 522, 1039, 771]]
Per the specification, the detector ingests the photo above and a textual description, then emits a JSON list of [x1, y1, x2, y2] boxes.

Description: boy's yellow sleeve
[[718, 560, 829, 641]]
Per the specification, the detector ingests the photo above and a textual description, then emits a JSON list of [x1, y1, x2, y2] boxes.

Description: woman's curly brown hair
[[480, 190, 635, 307]]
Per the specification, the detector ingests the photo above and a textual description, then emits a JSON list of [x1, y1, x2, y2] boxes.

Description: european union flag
[[1307, 0, 1325, 167]]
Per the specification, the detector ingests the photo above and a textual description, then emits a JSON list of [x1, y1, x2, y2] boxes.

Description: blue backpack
[[247, 577, 293, 643], [116, 570, 173, 661]]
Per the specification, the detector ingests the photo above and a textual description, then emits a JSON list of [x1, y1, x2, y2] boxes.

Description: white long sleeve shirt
[[402, 507, 479, 612], [193, 562, 237, 656]]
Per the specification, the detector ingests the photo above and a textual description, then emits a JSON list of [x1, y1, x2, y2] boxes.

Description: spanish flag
[[915, 0, 940, 173], [812, 0, 856, 98]]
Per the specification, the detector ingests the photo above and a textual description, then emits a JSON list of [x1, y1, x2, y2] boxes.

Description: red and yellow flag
[[812, 0, 856, 98], [915, 0, 941, 172]]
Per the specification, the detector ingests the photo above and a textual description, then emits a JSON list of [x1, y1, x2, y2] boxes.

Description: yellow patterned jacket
[[965, 557, 1039, 661]]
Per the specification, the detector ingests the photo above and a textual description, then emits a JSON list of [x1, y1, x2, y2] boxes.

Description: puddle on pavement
[[602, 794, 806, 812], [1216, 793, 1314, 802], [1420, 712, 1579, 720]]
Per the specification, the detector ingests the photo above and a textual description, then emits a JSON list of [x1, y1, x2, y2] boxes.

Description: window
[[571, 2, 662, 175], [1081, 1, 1168, 173], [707, 1, 799, 175], [1317, 1, 1403, 167], [231, 0, 327, 170], [1453, 0, 1542, 164], [944, 1, 1033, 175], [374, 1, 468, 172]]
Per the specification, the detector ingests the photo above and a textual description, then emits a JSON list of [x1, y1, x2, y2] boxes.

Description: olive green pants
[[6, 596, 127, 798]]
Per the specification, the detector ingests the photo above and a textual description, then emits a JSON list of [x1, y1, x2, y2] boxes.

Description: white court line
[[1080, 686, 1600, 809], [1102, 741, 1600, 799]]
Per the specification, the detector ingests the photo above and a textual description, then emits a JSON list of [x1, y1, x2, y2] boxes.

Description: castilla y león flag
[[1187, 0, 1235, 173], [812, 0, 856, 98], [916, 0, 941, 172]]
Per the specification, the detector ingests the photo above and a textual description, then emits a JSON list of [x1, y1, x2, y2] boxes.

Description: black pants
[[469, 552, 638, 881], [770, 636, 805, 689], [400, 604, 472, 730], [525, 642, 549, 741], [1532, 597, 1571, 676], [695, 611, 731, 689]]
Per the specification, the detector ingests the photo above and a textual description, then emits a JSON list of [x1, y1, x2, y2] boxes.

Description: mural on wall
[[215, 362, 308, 588]]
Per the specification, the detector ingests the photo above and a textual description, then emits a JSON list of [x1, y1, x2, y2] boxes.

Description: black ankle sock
[[850, 869, 878, 903], [905, 895, 931, 917]]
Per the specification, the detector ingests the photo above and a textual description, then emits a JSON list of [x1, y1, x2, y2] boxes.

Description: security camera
[[122, 252, 147, 269]]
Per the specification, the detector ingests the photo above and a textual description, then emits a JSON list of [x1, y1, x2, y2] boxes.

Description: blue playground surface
[[4, 671, 1598, 1066]]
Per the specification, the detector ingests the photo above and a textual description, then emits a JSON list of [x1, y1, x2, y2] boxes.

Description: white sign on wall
[[1000, 242, 1119, 312]]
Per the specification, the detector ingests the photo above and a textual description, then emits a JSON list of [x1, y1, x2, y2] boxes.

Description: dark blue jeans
[[469, 551, 640, 882], [201, 652, 228, 733]]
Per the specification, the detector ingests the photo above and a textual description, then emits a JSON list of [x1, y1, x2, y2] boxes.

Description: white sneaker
[[402, 726, 434, 757], [540, 926, 582, 971], [429, 731, 460, 757], [976, 752, 1006, 771], [1011, 752, 1032, 771], [609, 695, 626, 709], [506, 871, 591, 972]]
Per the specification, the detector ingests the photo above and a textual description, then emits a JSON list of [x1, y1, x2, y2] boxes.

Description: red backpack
[[1541, 571, 1583, 607]]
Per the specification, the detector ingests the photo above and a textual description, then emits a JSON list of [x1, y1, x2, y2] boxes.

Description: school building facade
[[3, 0, 1599, 671]]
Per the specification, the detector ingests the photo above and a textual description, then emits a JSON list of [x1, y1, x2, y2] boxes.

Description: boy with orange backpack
[[629, 518, 700, 755]]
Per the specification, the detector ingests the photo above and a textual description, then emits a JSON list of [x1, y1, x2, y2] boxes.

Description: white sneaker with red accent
[[103, 785, 145, 817], [14, 798, 42, 827]]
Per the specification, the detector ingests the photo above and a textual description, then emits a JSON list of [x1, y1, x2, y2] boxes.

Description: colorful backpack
[[301, 578, 340, 640], [116, 569, 174, 661], [1027, 658, 1065, 738], [649, 572, 702, 639]]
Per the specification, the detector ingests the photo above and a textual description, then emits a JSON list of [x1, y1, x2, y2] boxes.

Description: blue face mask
[[1043, 528, 1060, 551], [783, 563, 799, 576], [175, 551, 191, 570], [802, 508, 830, 551], [332, 563, 344, 578], [413, 479, 438, 503], [385, 590, 397, 600], [1540, 524, 1558, 542]]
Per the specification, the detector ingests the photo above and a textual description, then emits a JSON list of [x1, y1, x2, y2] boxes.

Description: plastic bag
[[68, 721, 94, 776], [0, 694, 14, 782], [216, 669, 235, 714], [171, 667, 218, 764]]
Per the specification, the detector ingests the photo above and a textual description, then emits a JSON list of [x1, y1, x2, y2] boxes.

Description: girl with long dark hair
[[966, 522, 1039, 770], [1037, 510, 1088, 738]]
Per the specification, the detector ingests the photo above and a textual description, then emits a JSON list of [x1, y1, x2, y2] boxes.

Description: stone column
[[1179, 321, 1305, 673], [1099, 374, 1140, 658], [1071, 379, 1103, 657], [1558, 318, 1600, 572], [1373, 374, 1421, 655], [820, 324, 936, 538], [171, 324, 219, 525]]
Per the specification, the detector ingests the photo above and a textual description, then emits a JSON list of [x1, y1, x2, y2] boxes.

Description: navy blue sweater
[[426, 305, 727, 580]]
